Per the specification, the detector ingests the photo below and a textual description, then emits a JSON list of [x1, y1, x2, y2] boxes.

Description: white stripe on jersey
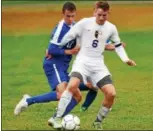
[[53, 64, 62, 83], [50, 20, 64, 45]]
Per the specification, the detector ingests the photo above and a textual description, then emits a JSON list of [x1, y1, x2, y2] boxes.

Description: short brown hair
[[62, 2, 76, 13], [94, 1, 110, 11]]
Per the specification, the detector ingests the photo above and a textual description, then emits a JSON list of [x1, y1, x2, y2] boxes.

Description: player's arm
[[105, 42, 126, 51], [46, 25, 66, 57], [110, 26, 136, 66], [46, 43, 80, 59], [105, 43, 115, 51], [48, 43, 65, 56], [46, 27, 80, 59], [60, 19, 86, 47], [48, 43, 79, 56]]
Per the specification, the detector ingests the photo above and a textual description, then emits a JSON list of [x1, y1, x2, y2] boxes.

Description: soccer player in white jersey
[[49, 1, 136, 130], [93, 1, 126, 50]]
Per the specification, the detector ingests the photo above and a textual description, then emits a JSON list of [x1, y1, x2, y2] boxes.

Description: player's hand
[[71, 46, 80, 54], [86, 82, 98, 91], [45, 49, 52, 60], [73, 45, 80, 54], [86, 82, 93, 89], [126, 59, 136, 66], [65, 46, 80, 55], [105, 44, 115, 51], [121, 42, 126, 48]]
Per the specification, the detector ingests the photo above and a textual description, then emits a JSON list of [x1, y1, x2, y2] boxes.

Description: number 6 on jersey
[[92, 40, 99, 48]]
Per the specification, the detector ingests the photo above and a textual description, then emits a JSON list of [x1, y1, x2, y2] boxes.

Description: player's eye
[[66, 15, 74, 18]]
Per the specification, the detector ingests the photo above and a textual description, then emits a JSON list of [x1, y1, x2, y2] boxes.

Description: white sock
[[96, 105, 110, 122], [56, 90, 72, 118]]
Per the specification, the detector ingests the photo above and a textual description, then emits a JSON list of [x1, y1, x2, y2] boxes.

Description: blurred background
[[2, 1, 153, 130]]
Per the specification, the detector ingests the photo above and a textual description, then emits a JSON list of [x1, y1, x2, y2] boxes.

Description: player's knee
[[70, 82, 77, 88], [57, 82, 67, 93], [56, 89, 65, 99], [107, 90, 116, 99], [57, 88, 65, 94], [56, 82, 67, 99], [68, 81, 80, 93], [72, 88, 82, 103], [101, 84, 116, 99]]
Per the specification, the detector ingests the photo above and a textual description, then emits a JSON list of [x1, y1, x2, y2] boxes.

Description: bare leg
[[93, 84, 116, 130], [96, 84, 116, 122], [101, 84, 116, 108], [56, 82, 67, 99]]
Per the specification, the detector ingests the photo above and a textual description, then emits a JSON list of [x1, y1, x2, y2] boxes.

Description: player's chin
[[67, 21, 73, 25], [99, 21, 105, 25]]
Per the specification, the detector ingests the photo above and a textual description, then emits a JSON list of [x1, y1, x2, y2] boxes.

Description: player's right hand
[[65, 46, 80, 55], [72, 45, 80, 54], [45, 49, 52, 60]]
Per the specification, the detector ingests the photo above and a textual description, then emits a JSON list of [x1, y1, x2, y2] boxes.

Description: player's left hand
[[45, 49, 52, 60], [86, 82, 93, 89], [86, 82, 98, 91], [126, 59, 136, 66], [121, 42, 126, 48]]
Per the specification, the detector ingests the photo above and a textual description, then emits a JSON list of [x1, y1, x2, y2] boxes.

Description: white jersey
[[60, 17, 129, 86], [61, 17, 120, 61]]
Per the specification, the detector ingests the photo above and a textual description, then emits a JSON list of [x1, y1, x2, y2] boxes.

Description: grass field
[[2, 1, 153, 130]]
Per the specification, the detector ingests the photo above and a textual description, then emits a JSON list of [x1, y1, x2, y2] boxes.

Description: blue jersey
[[45, 19, 76, 71], [43, 20, 76, 90]]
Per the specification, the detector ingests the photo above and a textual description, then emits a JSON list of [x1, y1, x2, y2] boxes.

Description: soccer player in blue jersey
[[14, 2, 99, 117]]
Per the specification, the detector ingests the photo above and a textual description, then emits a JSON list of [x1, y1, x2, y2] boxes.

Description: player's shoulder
[[81, 17, 95, 21], [105, 21, 117, 29], [53, 19, 65, 28], [79, 17, 95, 23], [58, 19, 64, 24]]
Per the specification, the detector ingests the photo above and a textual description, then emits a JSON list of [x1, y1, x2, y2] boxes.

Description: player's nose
[[69, 17, 74, 22], [99, 16, 104, 21]]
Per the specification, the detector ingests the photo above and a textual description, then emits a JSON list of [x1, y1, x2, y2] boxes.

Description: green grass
[[1, 1, 96, 7], [2, 31, 153, 130]]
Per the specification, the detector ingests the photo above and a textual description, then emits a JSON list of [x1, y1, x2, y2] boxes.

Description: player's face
[[63, 9, 76, 25], [95, 8, 109, 25]]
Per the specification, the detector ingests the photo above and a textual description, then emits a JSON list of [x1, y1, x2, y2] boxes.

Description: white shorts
[[70, 58, 111, 87]]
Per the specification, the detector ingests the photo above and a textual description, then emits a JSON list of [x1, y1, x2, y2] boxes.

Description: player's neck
[[95, 20, 106, 26], [64, 20, 74, 27], [96, 20, 105, 25]]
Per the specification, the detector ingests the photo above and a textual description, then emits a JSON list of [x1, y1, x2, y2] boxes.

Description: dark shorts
[[43, 62, 69, 91]]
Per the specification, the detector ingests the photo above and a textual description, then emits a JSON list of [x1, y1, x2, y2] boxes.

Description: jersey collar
[[63, 19, 75, 27]]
